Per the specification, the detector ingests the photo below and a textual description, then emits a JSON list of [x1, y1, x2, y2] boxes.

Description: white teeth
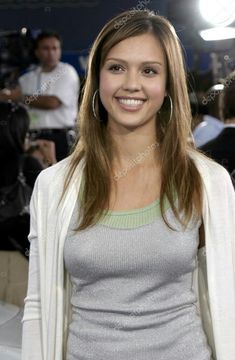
[[118, 98, 144, 106]]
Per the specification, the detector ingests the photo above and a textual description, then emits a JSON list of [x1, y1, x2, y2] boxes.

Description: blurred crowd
[[0, 30, 80, 261]]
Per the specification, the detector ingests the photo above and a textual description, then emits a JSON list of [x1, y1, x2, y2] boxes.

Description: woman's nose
[[122, 71, 141, 92]]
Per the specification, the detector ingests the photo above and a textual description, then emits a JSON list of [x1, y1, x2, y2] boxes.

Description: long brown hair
[[61, 9, 203, 231]]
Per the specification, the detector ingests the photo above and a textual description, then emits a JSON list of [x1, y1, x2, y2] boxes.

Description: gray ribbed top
[[63, 196, 212, 360]]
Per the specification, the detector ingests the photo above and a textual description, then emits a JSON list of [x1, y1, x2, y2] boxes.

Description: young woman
[[21, 10, 235, 360]]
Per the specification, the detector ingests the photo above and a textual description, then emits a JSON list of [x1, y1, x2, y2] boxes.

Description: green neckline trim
[[78, 174, 173, 229], [97, 197, 170, 228]]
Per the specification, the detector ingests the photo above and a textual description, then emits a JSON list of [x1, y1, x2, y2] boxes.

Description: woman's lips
[[115, 97, 146, 111]]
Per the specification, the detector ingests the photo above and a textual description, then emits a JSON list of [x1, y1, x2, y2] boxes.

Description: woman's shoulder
[[36, 154, 85, 190], [36, 155, 71, 185], [189, 151, 235, 208], [189, 149, 232, 182]]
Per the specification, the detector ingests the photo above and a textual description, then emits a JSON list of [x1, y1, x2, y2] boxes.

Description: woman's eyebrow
[[105, 58, 163, 66]]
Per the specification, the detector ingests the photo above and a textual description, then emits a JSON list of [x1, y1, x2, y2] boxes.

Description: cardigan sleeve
[[21, 177, 43, 359], [203, 161, 235, 360]]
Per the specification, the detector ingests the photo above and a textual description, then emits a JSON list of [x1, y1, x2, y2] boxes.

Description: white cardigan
[[21, 152, 235, 360]]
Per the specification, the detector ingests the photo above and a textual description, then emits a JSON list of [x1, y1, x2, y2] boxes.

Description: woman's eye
[[108, 64, 124, 72], [143, 68, 157, 75]]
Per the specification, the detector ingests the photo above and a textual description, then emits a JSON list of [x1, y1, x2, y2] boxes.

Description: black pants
[[29, 128, 76, 162]]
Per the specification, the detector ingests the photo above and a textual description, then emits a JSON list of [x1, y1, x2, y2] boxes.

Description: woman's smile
[[115, 96, 147, 112]]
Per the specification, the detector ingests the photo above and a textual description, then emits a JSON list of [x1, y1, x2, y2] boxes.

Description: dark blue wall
[[0, 0, 166, 50], [0, 0, 167, 75], [0, 0, 233, 78]]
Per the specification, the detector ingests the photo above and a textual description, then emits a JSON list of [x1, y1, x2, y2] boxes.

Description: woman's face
[[99, 32, 167, 130]]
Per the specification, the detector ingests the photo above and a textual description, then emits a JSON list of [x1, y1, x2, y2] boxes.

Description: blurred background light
[[199, 27, 235, 41], [213, 84, 224, 90], [20, 27, 27, 35], [199, 0, 235, 27]]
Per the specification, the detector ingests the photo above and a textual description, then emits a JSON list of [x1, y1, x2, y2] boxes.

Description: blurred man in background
[[0, 30, 80, 161], [192, 85, 224, 147], [200, 73, 235, 184]]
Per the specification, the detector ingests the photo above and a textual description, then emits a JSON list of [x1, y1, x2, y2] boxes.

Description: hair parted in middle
[[61, 9, 203, 231]]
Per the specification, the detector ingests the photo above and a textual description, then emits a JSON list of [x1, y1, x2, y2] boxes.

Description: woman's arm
[[21, 178, 43, 359]]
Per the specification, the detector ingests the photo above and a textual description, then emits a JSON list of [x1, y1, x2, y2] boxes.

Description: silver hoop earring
[[92, 89, 99, 119], [167, 94, 173, 123]]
